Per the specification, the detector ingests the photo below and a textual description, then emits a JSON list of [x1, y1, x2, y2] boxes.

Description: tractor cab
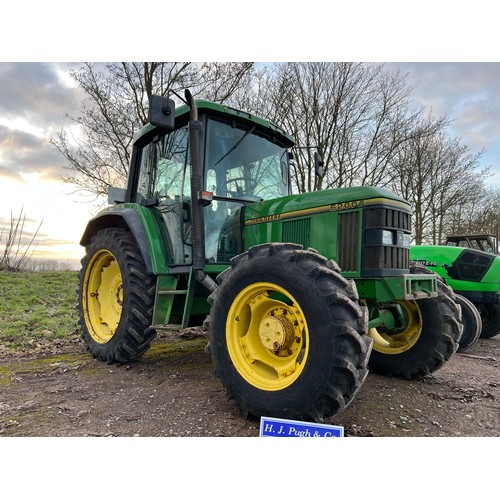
[[124, 99, 294, 266], [445, 234, 499, 255]]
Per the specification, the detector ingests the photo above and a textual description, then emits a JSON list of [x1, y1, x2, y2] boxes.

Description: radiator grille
[[337, 211, 360, 272], [364, 246, 409, 270], [282, 218, 311, 248], [363, 206, 411, 276], [365, 207, 411, 231]]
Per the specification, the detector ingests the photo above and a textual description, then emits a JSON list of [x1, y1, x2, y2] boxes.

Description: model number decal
[[330, 201, 361, 211], [413, 259, 438, 267]]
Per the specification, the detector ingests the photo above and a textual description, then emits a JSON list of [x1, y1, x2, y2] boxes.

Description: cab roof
[[133, 99, 295, 147]]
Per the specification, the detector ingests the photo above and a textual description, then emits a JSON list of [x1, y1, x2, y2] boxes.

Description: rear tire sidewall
[[78, 228, 156, 362], [80, 234, 127, 356], [455, 294, 482, 350], [369, 298, 443, 374], [477, 302, 500, 339]]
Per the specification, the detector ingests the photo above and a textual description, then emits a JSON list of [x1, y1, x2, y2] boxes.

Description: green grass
[[0, 271, 80, 353]]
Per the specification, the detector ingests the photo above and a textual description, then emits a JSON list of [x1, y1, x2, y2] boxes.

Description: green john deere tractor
[[77, 91, 462, 422], [411, 238, 500, 348]]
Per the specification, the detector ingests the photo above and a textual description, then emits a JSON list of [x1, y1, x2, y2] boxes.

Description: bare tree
[[50, 62, 255, 198], [389, 122, 489, 244], [445, 185, 500, 238], [0, 207, 43, 272], [195, 62, 254, 103], [233, 62, 434, 193], [51, 60, 497, 246]]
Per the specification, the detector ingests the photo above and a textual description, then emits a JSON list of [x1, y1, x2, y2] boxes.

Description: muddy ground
[[1, 329, 499, 438]]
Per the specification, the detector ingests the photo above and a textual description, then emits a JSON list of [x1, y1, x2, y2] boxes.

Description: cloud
[[391, 62, 500, 134], [0, 211, 42, 252], [387, 62, 500, 179], [0, 213, 41, 229], [0, 124, 66, 181], [0, 62, 86, 182], [0, 62, 83, 126]]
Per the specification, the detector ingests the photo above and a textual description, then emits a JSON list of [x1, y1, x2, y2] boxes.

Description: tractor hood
[[244, 185, 411, 225], [243, 185, 413, 279]]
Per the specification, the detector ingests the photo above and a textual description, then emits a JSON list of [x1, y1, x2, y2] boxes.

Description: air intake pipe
[[185, 89, 217, 294]]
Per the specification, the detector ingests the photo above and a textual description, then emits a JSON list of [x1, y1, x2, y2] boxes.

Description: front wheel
[[78, 228, 157, 363], [475, 302, 500, 339], [455, 294, 482, 351], [205, 243, 372, 422], [368, 266, 463, 379]]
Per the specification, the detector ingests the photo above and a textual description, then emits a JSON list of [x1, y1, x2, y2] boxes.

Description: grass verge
[[0, 271, 79, 354]]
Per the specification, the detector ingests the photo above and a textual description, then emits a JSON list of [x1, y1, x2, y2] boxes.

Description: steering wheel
[[220, 177, 257, 196]]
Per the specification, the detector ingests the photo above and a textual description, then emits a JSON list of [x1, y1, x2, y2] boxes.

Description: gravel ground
[[0, 328, 499, 437], [1, 328, 498, 498]]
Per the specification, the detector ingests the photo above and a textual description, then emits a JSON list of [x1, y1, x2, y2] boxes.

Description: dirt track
[[0, 328, 499, 437]]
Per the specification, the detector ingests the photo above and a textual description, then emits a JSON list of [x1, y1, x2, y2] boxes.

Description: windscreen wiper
[[214, 126, 256, 167]]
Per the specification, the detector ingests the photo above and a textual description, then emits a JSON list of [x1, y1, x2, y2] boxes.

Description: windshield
[[203, 116, 290, 263], [205, 117, 290, 202]]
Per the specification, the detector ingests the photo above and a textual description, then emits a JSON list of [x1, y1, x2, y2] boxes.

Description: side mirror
[[314, 152, 324, 177], [149, 95, 175, 130]]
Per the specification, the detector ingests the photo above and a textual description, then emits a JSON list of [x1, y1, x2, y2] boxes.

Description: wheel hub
[[84, 249, 123, 343], [258, 311, 295, 353]]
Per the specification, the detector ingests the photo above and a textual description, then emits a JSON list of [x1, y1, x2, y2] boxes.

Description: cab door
[[134, 125, 192, 265]]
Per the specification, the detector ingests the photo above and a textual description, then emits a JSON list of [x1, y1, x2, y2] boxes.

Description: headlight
[[382, 230, 394, 245]]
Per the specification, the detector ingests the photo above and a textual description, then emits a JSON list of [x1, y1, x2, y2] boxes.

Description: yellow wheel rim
[[83, 249, 123, 343], [370, 301, 422, 355], [226, 282, 309, 391]]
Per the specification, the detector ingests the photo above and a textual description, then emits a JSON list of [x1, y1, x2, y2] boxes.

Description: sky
[[0, 62, 102, 269], [387, 61, 500, 185], [1, 61, 500, 269]]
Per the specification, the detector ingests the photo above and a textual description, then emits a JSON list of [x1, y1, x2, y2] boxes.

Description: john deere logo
[[246, 213, 282, 226]]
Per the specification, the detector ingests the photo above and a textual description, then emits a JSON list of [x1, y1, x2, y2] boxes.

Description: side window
[[134, 127, 189, 203], [136, 143, 155, 202], [155, 127, 189, 199], [155, 126, 191, 265]]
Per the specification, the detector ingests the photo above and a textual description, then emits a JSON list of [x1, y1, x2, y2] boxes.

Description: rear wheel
[[205, 243, 372, 422], [78, 228, 157, 363], [368, 265, 462, 379], [455, 294, 482, 351], [476, 302, 500, 339]]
